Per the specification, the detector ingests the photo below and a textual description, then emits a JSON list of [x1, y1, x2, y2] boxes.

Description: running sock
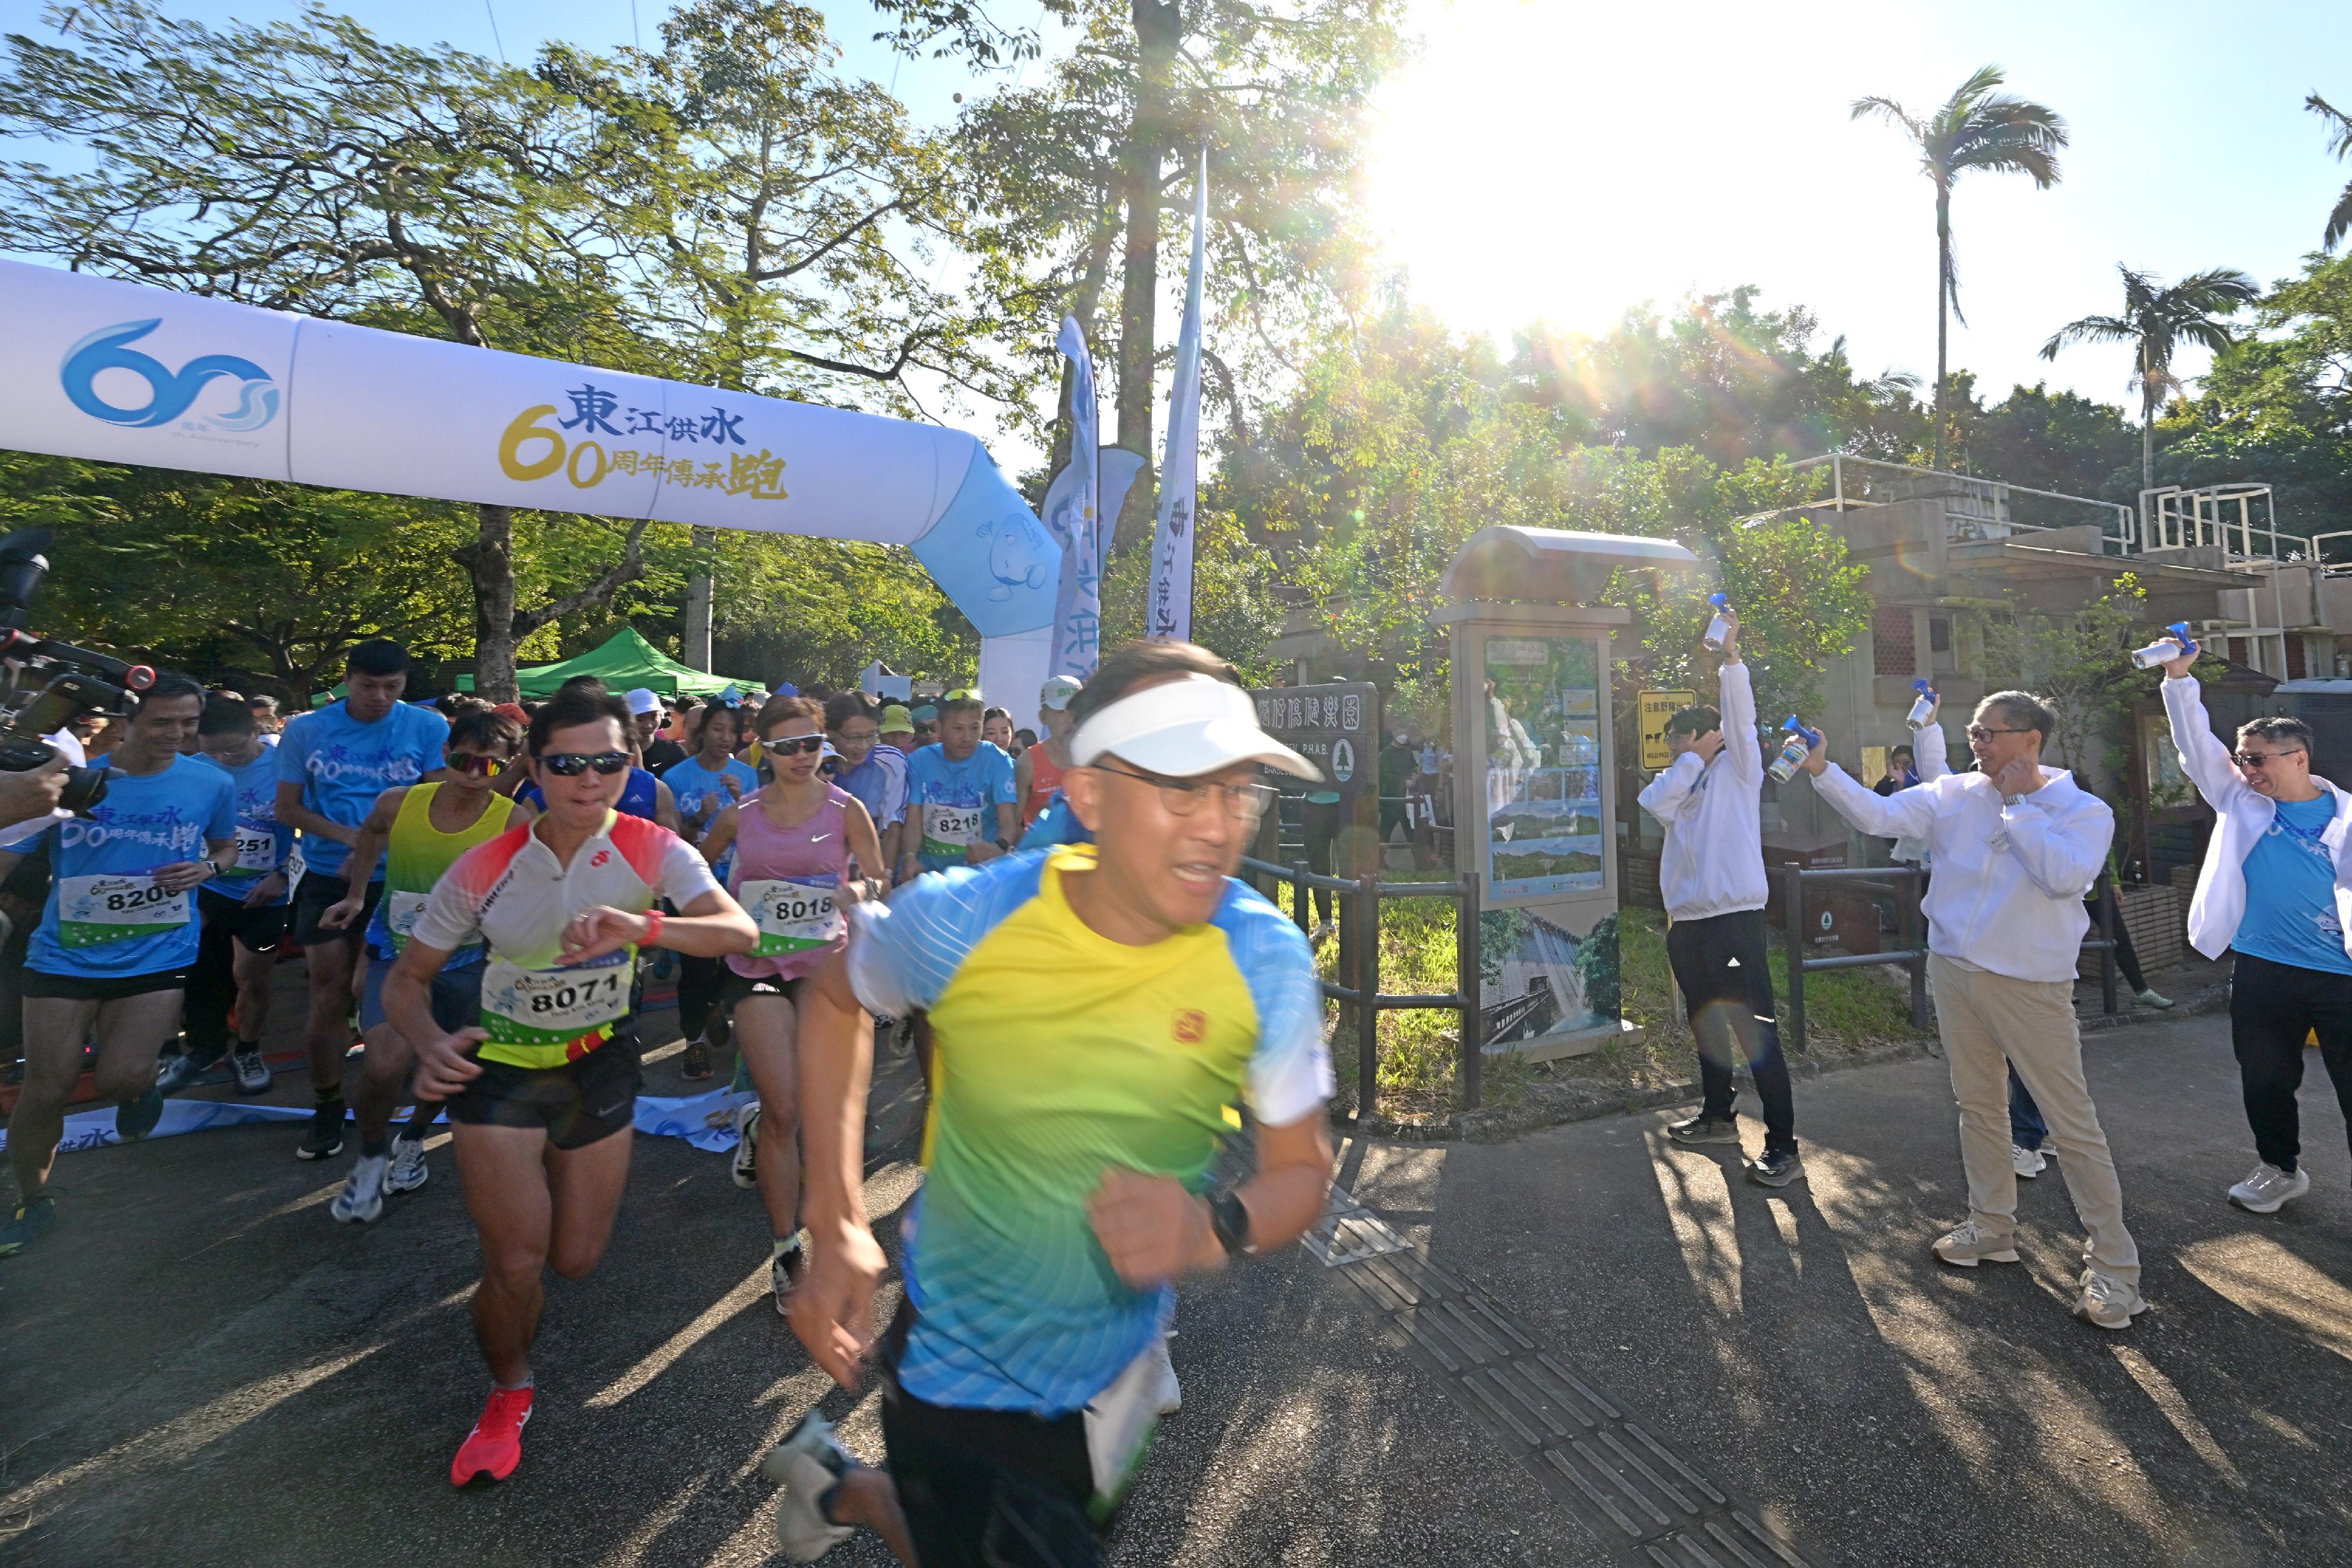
[[494, 1375, 534, 1393], [402, 1099, 437, 1139], [315, 1088, 343, 1110], [771, 1237, 802, 1261], [360, 1136, 392, 1159]]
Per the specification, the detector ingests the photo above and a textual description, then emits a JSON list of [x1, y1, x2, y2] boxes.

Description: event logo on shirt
[[1172, 1009, 1207, 1045], [303, 745, 427, 786], [59, 812, 204, 854]]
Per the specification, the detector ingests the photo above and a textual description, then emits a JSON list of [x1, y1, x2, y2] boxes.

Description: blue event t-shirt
[[29, 754, 237, 979], [275, 699, 447, 880], [661, 754, 759, 879], [2235, 793, 2352, 976], [200, 745, 294, 905], [904, 743, 1019, 871]]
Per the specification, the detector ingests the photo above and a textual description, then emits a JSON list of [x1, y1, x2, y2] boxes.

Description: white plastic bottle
[[1766, 716, 1819, 783], [1906, 680, 1937, 729], [1702, 593, 1733, 654], [2130, 622, 2197, 670]]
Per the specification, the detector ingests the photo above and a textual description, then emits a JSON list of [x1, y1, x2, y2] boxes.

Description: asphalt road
[[4, 988, 2349, 1567]]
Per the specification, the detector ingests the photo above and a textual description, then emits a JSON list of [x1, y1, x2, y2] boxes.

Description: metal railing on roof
[[1779, 453, 2137, 550], [2137, 484, 2287, 561]]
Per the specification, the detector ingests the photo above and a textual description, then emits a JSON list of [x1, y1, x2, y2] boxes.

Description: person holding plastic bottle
[[1799, 692, 2146, 1330], [1635, 607, 1802, 1189], [2156, 635, 2352, 1218]]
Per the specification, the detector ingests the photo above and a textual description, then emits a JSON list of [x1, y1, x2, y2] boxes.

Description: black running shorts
[[447, 1029, 642, 1151]]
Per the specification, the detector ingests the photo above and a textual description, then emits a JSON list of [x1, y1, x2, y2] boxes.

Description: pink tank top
[[727, 784, 854, 980]]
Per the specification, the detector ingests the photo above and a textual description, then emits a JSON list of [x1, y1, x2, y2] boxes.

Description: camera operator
[[0, 675, 238, 1259], [0, 753, 69, 834]]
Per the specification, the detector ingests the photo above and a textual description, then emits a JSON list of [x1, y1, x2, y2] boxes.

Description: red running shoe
[[450, 1386, 534, 1486]]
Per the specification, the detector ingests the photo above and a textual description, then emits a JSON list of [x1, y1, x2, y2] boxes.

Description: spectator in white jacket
[[1636, 610, 1799, 1188], [1800, 690, 2146, 1330], [2160, 648, 2352, 1216]]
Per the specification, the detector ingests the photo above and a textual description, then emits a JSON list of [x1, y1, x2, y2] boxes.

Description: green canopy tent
[[514, 629, 759, 700]]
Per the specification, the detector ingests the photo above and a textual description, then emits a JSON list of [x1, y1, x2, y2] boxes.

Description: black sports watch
[[1209, 1190, 1255, 1258]]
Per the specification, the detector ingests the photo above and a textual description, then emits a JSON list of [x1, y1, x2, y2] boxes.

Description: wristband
[[1210, 1190, 1255, 1258], [642, 907, 664, 948]]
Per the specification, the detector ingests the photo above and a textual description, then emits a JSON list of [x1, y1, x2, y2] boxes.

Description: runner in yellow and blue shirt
[[768, 642, 1335, 1568]]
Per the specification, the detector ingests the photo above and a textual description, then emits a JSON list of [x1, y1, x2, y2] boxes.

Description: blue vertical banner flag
[[1147, 151, 1207, 643], [1048, 315, 1102, 678]]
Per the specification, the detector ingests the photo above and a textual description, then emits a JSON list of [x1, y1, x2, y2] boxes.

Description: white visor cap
[[1067, 674, 1322, 782]]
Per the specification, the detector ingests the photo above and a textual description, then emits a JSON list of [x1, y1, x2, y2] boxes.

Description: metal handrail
[[1778, 864, 2119, 1053], [1240, 854, 1485, 1115]]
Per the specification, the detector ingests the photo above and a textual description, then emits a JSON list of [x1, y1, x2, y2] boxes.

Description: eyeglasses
[[764, 733, 826, 755], [1092, 763, 1278, 824], [1965, 725, 2034, 743], [538, 750, 632, 777], [445, 753, 509, 777], [2232, 749, 2306, 769]]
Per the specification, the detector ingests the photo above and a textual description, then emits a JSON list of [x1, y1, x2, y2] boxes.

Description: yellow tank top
[[371, 782, 516, 955]]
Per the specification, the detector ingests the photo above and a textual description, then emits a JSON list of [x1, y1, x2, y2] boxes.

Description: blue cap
[[2167, 622, 2191, 637], [1914, 679, 1932, 693], [1709, 593, 1728, 608]]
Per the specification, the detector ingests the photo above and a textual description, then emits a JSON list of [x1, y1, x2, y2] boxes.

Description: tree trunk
[[684, 526, 717, 670], [1933, 188, 1950, 473], [468, 502, 521, 702], [1114, 0, 1182, 462], [2140, 343, 2154, 494]]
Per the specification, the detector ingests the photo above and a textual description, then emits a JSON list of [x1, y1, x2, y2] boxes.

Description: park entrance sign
[[0, 260, 1058, 639]]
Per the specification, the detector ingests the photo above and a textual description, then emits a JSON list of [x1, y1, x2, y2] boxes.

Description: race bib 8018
[[740, 875, 843, 957]]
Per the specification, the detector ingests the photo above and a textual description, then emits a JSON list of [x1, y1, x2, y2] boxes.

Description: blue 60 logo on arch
[[59, 319, 280, 433]]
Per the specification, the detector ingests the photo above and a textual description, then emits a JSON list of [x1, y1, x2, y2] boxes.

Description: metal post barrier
[[1900, 867, 1928, 1031], [2094, 870, 2119, 1015], [1782, 866, 1809, 1054], [1242, 855, 1484, 1118], [1457, 871, 1482, 1111], [1357, 874, 1381, 1121]]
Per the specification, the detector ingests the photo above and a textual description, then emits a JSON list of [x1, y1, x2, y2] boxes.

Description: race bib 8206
[[56, 873, 189, 948]]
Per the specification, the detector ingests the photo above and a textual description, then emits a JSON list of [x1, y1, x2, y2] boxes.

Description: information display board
[[1479, 635, 1605, 900]]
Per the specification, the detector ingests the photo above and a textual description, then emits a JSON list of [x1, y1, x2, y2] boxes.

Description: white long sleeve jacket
[[1636, 658, 1768, 922], [2161, 674, 2352, 961], [1812, 755, 2113, 983]]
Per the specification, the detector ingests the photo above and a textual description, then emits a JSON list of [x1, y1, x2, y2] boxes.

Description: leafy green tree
[[1851, 65, 2067, 472], [1941, 380, 2139, 499], [0, 0, 668, 698], [2040, 264, 2259, 490], [2305, 92, 2352, 252]]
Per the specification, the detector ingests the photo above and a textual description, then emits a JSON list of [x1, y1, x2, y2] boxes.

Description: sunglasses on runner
[[445, 752, 509, 777], [764, 733, 826, 755], [2232, 748, 2305, 768], [538, 750, 632, 777]]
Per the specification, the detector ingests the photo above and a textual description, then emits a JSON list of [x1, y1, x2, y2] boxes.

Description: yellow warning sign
[[1639, 690, 1695, 771]]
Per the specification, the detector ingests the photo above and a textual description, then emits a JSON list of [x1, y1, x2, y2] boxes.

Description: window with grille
[[1873, 608, 1916, 677]]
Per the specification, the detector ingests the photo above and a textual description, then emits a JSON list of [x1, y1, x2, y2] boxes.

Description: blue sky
[[15, 1, 2352, 480]]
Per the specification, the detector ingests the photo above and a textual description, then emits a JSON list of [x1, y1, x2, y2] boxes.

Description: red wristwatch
[[642, 908, 664, 947]]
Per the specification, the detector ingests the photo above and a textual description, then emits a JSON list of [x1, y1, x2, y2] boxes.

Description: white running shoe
[[761, 1409, 856, 1563], [771, 1245, 801, 1316], [1147, 1333, 1181, 1415], [2133, 987, 2174, 1009], [2012, 1144, 2047, 1179], [387, 1134, 429, 1195], [733, 1101, 761, 1190], [2074, 1269, 2148, 1330], [1932, 1219, 2021, 1267], [330, 1153, 389, 1225], [2228, 1161, 2310, 1215]]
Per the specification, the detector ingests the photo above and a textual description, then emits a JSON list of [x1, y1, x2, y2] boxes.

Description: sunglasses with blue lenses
[[539, 750, 632, 777]]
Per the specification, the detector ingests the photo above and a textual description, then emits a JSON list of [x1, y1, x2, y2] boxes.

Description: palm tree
[[2307, 93, 2352, 250], [2040, 265, 2258, 492], [1852, 66, 2067, 472]]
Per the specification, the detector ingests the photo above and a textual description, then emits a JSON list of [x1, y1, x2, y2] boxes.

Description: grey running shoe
[[332, 1153, 389, 1223], [1667, 1114, 1740, 1146], [155, 1048, 220, 1095], [1933, 1219, 2021, 1267], [2228, 1161, 2309, 1215], [387, 1134, 429, 1195], [2012, 1144, 2047, 1179], [2133, 987, 2174, 1009], [2074, 1269, 2147, 1330], [761, 1409, 856, 1563], [231, 1042, 272, 1094]]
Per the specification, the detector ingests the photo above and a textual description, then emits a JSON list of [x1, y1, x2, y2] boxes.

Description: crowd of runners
[[0, 610, 2347, 1564]]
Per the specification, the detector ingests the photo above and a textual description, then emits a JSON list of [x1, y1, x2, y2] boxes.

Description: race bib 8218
[[921, 803, 984, 859]]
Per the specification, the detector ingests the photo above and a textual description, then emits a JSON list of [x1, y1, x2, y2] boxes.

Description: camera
[[0, 527, 155, 815]]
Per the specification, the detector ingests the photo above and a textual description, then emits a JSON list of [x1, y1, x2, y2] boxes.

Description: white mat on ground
[[2, 1088, 756, 1155]]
